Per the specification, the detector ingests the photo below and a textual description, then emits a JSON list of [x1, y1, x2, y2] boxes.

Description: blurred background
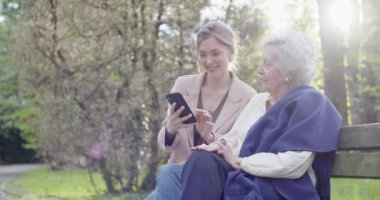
[[0, 0, 379, 199]]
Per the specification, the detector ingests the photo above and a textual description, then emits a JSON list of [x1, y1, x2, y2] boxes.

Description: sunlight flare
[[329, 0, 353, 32]]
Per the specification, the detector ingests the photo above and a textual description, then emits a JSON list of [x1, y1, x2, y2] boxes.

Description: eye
[[199, 53, 206, 58], [264, 59, 272, 68], [212, 52, 220, 57]]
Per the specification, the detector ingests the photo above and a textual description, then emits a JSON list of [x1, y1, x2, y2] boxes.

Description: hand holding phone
[[166, 92, 197, 124]]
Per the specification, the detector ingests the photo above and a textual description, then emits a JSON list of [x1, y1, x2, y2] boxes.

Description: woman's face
[[197, 36, 232, 77], [257, 46, 287, 95]]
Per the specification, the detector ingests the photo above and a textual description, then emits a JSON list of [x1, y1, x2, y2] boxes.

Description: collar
[[188, 71, 246, 102]]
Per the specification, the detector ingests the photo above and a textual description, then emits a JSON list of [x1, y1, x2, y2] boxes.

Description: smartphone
[[165, 92, 197, 124]]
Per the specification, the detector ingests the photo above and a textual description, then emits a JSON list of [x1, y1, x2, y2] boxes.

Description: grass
[[6, 167, 107, 200], [5, 167, 380, 200], [5, 167, 149, 200], [331, 178, 380, 200]]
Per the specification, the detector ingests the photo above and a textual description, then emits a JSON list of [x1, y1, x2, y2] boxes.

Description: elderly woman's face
[[257, 46, 286, 95]]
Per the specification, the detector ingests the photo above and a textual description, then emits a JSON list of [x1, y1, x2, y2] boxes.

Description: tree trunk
[[98, 159, 116, 194], [317, 0, 348, 125], [346, 0, 361, 125], [140, 0, 164, 191], [360, 0, 380, 123]]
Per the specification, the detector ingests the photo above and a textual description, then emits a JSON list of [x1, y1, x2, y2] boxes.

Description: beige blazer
[[158, 72, 256, 164]]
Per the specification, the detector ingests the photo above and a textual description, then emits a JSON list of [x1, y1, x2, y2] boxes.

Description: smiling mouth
[[207, 66, 218, 71], [258, 77, 266, 82]]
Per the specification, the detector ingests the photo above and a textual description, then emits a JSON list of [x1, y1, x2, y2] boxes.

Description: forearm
[[165, 127, 177, 146], [194, 127, 215, 144], [240, 151, 315, 179], [158, 122, 180, 150], [203, 131, 215, 144]]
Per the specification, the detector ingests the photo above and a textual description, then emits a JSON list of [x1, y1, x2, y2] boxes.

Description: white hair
[[262, 28, 317, 87]]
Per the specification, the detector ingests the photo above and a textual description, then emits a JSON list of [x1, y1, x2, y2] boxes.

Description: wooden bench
[[332, 123, 380, 179]]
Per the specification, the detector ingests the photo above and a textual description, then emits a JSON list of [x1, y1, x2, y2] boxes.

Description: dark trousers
[[181, 151, 235, 200]]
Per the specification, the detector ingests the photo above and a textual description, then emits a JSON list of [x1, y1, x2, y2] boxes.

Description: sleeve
[[219, 93, 268, 156], [240, 151, 316, 179], [165, 128, 177, 146], [157, 77, 184, 151]]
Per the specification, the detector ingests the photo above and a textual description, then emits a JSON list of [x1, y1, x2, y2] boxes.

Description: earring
[[284, 77, 290, 83]]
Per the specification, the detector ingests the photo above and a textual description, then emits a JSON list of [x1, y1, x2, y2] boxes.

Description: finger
[[203, 114, 212, 122], [208, 145, 220, 152], [181, 113, 195, 123], [174, 106, 185, 118], [193, 144, 206, 150], [169, 103, 177, 115], [204, 146, 218, 152], [206, 122, 214, 126], [216, 149, 224, 155], [195, 112, 204, 121], [194, 109, 208, 114]]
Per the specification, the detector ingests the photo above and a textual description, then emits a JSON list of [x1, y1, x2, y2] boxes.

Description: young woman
[[148, 21, 256, 200]]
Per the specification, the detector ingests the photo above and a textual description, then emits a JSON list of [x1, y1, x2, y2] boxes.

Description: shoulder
[[251, 92, 270, 102], [294, 86, 326, 104], [176, 74, 202, 81], [242, 92, 269, 113], [174, 74, 202, 84], [286, 86, 338, 115], [171, 74, 203, 93]]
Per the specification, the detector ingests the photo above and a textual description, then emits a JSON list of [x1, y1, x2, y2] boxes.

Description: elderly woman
[[180, 29, 342, 200]]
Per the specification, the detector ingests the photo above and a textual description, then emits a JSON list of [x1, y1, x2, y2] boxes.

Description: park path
[[0, 164, 46, 199]]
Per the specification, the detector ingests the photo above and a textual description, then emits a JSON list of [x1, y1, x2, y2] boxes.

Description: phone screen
[[165, 92, 197, 124]]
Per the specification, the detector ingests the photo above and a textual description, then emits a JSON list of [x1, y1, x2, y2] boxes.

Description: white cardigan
[[218, 93, 316, 186]]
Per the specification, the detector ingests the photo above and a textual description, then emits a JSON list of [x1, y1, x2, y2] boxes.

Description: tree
[[13, 0, 208, 193], [0, 0, 39, 163], [317, 0, 348, 125], [346, 0, 362, 125], [360, 0, 380, 123]]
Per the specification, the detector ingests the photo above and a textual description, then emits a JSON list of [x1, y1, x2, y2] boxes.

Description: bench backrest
[[332, 123, 380, 179]]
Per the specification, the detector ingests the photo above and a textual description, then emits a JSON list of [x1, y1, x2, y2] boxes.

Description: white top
[[218, 93, 316, 186]]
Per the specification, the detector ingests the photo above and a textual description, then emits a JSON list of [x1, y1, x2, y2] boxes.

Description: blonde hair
[[196, 21, 239, 72]]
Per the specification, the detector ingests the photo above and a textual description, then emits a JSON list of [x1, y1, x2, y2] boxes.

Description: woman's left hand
[[194, 109, 215, 142]]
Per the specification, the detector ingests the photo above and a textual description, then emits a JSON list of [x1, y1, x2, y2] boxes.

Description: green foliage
[[1, 0, 21, 20], [11, 106, 39, 149], [224, 1, 267, 89], [0, 4, 38, 150]]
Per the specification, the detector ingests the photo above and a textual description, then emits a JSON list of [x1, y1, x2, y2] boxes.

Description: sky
[[203, 0, 295, 28], [0, 3, 4, 22], [204, 0, 353, 33]]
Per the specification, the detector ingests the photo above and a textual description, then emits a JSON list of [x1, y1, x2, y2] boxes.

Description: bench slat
[[332, 151, 380, 178], [338, 123, 380, 150]]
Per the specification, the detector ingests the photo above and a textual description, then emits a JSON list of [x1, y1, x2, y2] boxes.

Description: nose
[[205, 55, 213, 65], [257, 64, 264, 75]]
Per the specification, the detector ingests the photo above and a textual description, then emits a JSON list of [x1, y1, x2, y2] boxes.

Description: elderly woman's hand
[[192, 142, 220, 152], [217, 139, 242, 169]]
